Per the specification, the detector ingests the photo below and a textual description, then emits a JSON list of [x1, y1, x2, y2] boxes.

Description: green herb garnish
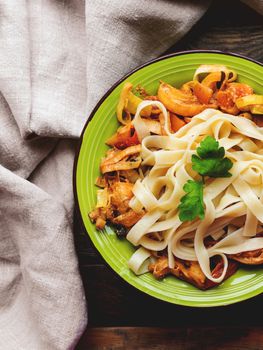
[[178, 180, 205, 222], [178, 136, 233, 222], [192, 136, 233, 178]]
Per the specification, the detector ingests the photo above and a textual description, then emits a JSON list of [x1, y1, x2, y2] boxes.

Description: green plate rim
[[73, 50, 263, 307]]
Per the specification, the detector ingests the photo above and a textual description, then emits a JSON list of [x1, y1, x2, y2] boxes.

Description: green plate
[[74, 51, 263, 307]]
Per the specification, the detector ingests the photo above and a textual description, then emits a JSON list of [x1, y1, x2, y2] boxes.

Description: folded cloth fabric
[[0, 0, 261, 349]]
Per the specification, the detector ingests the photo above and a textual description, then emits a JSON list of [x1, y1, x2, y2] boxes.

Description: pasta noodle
[[127, 106, 263, 283]]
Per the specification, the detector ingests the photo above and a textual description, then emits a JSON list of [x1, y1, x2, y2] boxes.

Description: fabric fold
[[0, 165, 87, 350], [0, 0, 32, 138], [28, 0, 87, 138]]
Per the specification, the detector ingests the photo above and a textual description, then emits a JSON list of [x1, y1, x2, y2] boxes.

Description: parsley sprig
[[178, 136, 233, 222], [178, 180, 205, 222], [192, 136, 233, 178]]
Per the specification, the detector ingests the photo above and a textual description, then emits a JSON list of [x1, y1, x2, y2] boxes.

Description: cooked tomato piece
[[193, 81, 213, 104], [170, 113, 186, 132], [106, 123, 140, 149], [217, 83, 253, 114]]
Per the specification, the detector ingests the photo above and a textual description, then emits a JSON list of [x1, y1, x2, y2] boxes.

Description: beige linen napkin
[[0, 0, 261, 349]]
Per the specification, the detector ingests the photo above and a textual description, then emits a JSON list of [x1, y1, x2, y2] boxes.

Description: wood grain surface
[[77, 327, 263, 350], [74, 0, 263, 348]]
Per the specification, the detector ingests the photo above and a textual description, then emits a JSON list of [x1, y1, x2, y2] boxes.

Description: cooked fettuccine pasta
[[89, 65, 263, 289], [127, 106, 263, 284]]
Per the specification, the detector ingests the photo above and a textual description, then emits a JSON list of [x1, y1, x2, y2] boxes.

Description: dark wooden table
[[75, 1, 263, 348]]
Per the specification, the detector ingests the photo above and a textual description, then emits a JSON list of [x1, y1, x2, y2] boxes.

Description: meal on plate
[[89, 64, 263, 289]]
